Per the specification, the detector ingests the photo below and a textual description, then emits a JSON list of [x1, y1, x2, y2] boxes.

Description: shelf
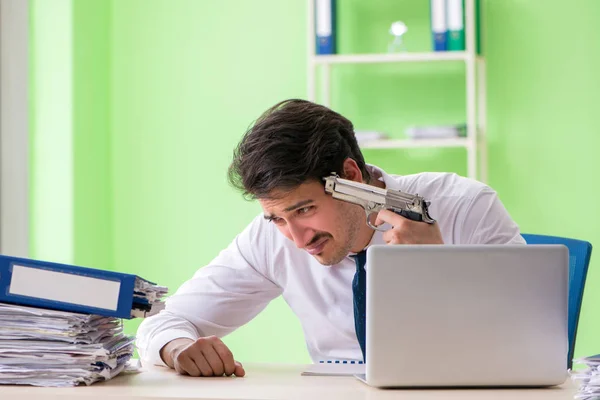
[[358, 137, 471, 149], [305, 0, 486, 181], [312, 51, 470, 65]]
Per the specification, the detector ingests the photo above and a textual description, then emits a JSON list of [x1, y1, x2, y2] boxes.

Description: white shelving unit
[[307, 0, 487, 182]]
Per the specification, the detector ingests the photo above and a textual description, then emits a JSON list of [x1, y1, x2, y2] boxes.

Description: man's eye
[[270, 217, 285, 225], [298, 206, 313, 214]]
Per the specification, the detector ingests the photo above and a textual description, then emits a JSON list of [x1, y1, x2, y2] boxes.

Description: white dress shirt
[[136, 165, 525, 366]]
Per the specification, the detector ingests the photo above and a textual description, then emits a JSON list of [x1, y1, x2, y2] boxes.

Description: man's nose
[[287, 221, 313, 249]]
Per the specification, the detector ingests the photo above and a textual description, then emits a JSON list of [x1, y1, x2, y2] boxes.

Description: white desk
[[0, 364, 578, 400]]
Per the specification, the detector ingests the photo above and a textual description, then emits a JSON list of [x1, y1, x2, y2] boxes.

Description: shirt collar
[[366, 164, 403, 192]]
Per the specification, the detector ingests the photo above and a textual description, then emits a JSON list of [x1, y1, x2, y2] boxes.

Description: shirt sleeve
[[136, 216, 283, 367], [458, 186, 526, 245]]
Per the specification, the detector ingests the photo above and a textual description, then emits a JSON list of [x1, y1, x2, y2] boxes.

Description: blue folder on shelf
[[430, 0, 448, 51], [315, 0, 336, 55], [0, 254, 167, 319]]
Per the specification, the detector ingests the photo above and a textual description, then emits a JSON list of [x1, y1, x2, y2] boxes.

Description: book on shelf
[[430, 0, 448, 51], [405, 124, 466, 139], [429, 0, 479, 53], [354, 126, 467, 147], [354, 130, 389, 145], [315, 0, 336, 55], [429, 0, 465, 51], [313, 0, 479, 56], [446, 0, 465, 51]]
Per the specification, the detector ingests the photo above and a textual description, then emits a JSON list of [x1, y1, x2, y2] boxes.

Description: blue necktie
[[352, 250, 367, 362]]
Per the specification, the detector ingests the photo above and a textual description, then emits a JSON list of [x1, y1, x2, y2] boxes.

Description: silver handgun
[[323, 174, 435, 231]]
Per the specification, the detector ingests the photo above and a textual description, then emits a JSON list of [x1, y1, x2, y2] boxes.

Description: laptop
[[357, 244, 569, 388]]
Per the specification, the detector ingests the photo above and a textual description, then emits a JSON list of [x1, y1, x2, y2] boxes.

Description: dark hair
[[228, 99, 371, 199]]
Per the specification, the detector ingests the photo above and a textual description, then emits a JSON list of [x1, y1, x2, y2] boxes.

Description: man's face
[[259, 180, 365, 266]]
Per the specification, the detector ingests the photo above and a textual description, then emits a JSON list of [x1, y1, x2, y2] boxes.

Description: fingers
[[213, 339, 237, 376], [172, 336, 243, 378], [374, 209, 405, 227], [174, 353, 202, 377], [377, 210, 444, 245], [201, 343, 225, 376], [173, 346, 203, 376], [190, 352, 215, 376], [382, 227, 411, 245], [234, 361, 246, 377]]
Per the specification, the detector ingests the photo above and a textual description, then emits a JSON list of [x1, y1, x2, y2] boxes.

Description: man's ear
[[341, 158, 363, 183]]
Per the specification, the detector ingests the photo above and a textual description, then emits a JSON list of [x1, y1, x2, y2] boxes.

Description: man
[[136, 99, 524, 378]]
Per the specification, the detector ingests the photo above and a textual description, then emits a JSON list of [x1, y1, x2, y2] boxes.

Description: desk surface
[[0, 364, 578, 400]]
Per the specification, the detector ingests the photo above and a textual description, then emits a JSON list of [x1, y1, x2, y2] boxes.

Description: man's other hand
[[375, 209, 444, 245], [160, 336, 245, 377]]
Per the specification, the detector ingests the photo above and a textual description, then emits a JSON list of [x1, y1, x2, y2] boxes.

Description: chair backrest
[[520, 234, 592, 369]]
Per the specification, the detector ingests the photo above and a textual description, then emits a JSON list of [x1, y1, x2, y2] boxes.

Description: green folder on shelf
[[447, 0, 465, 51]]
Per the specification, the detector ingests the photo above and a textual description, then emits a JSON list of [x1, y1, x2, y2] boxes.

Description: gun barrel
[[324, 177, 386, 203]]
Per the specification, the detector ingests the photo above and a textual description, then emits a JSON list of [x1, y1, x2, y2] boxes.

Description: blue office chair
[[520, 234, 592, 370]]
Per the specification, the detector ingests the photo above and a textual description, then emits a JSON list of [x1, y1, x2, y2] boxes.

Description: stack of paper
[[132, 277, 169, 318], [405, 124, 466, 139], [354, 130, 389, 145], [571, 355, 600, 399], [0, 303, 136, 387]]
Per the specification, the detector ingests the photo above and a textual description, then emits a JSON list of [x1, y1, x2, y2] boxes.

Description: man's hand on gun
[[161, 337, 245, 377], [375, 209, 444, 245]]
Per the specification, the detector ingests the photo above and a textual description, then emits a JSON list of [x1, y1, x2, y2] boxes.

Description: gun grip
[[394, 209, 424, 222]]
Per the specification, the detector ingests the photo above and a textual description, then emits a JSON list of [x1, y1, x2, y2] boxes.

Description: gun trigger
[[365, 210, 386, 232]]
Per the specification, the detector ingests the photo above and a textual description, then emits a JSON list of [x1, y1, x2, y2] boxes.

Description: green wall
[[484, 1, 600, 360], [30, 0, 600, 364], [30, 0, 74, 264]]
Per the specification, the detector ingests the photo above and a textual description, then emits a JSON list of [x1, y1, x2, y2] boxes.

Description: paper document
[[571, 354, 600, 399], [405, 124, 466, 139], [354, 130, 389, 145], [0, 303, 134, 386], [301, 362, 365, 377], [132, 278, 168, 318]]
